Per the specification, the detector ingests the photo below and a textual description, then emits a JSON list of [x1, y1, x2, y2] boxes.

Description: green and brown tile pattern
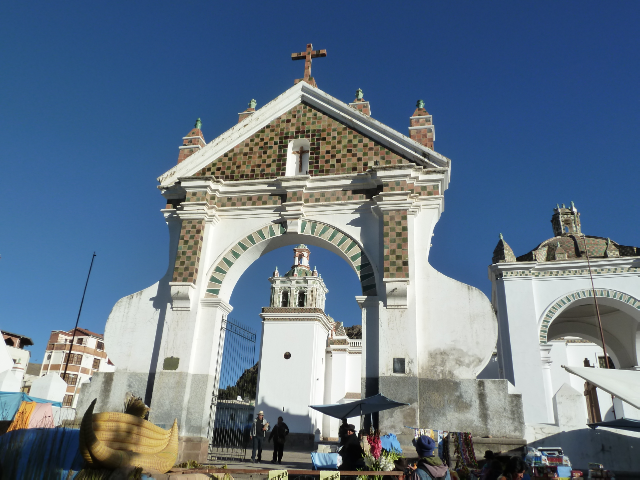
[[540, 288, 640, 343], [383, 211, 409, 278], [193, 103, 411, 181], [287, 190, 304, 203], [408, 184, 439, 196], [172, 219, 205, 284], [304, 190, 368, 203], [205, 220, 377, 298], [217, 195, 281, 208]]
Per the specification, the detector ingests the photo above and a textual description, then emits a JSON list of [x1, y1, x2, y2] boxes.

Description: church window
[[286, 139, 311, 176], [393, 358, 405, 374], [298, 291, 306, 307], [281, 290, 289, 307], [284, 352, 291, 359]]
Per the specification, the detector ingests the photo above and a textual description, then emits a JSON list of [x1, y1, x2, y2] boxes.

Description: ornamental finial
[[355, 88, 364, 100], [249, 99, 257, 109], [499, 233, 504, 241], [194, 118, 202, 129], [416, 99, 425, 109]]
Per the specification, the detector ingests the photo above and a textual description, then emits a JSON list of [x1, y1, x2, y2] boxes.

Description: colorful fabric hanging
[[7, 401, 37, 431], [27, 402, 54, 429]]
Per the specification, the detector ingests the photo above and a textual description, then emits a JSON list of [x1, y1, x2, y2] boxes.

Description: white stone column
[[540, 343, 555, 423]]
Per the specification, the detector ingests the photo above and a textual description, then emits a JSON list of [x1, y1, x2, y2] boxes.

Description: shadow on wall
[[529, 428, 640, 472]]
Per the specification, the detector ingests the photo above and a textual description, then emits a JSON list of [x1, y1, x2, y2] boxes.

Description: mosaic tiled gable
[[383, 211, 409, 278], [194, 103, 411, 181], [205, 220, 377, 297], [172, 219, 204, 283]]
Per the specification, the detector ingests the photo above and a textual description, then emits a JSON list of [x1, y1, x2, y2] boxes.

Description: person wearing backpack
[[268, 416, 290, 464], [407, 435, 451, 480]]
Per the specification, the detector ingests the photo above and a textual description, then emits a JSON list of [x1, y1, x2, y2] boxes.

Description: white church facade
[[255, 245, 362, 442], [489, 204, 640, 467]]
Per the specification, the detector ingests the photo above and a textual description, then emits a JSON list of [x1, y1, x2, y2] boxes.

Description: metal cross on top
[[291, 43, 327, 85]]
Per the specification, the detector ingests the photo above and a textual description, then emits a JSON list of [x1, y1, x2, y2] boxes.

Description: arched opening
[[217, 239, 370, 442], [543, 293, 640, 422]]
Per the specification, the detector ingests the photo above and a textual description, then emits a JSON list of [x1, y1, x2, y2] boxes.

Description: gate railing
[[208, 317, 257, 461]]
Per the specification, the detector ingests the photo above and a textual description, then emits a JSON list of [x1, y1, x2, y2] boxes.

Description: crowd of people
[[249, 413, 529, 479]]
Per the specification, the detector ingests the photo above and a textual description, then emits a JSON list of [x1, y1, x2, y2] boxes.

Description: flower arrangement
[[358, 431, 403, 480]]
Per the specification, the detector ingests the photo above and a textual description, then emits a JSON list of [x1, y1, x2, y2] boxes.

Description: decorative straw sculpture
[[79, 398, 178, 474]]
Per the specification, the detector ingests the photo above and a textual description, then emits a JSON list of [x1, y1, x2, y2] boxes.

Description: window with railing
[[97, 341, 104, 351], [76, 337, 85, 345], [92, 358, 100, 370], [63, 394, 74, 407], [62, 373, 78, 386]]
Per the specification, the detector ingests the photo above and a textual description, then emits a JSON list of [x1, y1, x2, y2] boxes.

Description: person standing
[[269, 416, 290, 464], [338, 424, 366, 471], [338, 418, 349, 446], [250, 411, 270, 463], [407, 435, 450, 480]]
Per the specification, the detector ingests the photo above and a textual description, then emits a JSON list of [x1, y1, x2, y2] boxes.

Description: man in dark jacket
[[338, 424, 366, 471], [268, 416, 289, 464], [250, 411, 270, 462]]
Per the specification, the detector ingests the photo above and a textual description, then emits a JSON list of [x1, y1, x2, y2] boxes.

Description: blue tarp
[[311, 452, 339, 470], [0, 427, 84, 479], [380, 433, 402, 453], [0, 391, 63, 421]]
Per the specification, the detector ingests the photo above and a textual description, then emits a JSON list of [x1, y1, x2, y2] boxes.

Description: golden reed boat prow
[[79, 399, 178, 474]]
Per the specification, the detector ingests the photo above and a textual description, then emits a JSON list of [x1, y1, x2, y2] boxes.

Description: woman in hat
[[407, 435, 450, 480], [338, 424, 366, 471]]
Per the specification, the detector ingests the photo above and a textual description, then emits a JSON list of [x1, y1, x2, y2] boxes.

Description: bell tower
[[257, 245, 333, 439], [268, 244, 327, 309], [551, 201, 582, 236]]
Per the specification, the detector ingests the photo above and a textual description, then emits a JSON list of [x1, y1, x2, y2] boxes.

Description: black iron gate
[[208, 317, 257, 461]]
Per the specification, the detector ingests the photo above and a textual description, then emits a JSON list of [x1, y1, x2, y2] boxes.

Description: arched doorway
[[540, 289, 640, 422]]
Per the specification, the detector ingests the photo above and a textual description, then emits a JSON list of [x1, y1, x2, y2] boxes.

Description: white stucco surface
[[30, 373, 67, 402], [0, 370, 20, 392], [490, 256, 640, 424]]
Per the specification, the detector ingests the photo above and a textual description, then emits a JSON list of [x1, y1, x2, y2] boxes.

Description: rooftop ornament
[[355, 88, 364, 100], [194, 118, 202, 129], [416, 99, 425, 109], [249, 99, 257, 109]]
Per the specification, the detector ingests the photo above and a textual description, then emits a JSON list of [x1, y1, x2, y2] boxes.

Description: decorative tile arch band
[[539, 288, 640, 343], [204, 220, 377, 298]]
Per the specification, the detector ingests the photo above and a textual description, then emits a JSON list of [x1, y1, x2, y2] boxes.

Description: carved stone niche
[[169, 282, 195, 311], [384, 279, 409, 309]]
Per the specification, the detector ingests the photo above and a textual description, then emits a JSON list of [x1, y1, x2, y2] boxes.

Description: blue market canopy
[[588, 418, 640, 432], [310, 393, 409, 419]]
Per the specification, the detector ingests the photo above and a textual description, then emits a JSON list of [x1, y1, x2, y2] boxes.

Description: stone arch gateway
[[79, 80, 502, 454]]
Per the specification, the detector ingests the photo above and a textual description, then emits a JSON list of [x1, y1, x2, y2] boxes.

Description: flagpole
[[62, 253, 97, 380]]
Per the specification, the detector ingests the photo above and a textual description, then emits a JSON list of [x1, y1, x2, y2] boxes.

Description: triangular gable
[[158, 82, 449, 186], [194, 103, 411, 181]]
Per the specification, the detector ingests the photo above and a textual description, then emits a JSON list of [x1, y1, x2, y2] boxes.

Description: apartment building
[[40, 327, 115, 408]]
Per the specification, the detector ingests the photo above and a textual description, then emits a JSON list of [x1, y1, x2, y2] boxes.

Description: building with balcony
[[2, 330, 33, 384], [39, 327, 115, 408]]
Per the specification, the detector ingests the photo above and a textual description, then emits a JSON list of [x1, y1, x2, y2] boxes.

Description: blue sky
[[1, 2, 639, 363]]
